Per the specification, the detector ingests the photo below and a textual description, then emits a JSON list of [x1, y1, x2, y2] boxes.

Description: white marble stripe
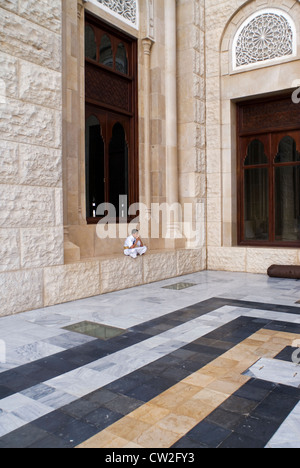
[[266, 402, 300, 448], [42, 306, 300, 400], [244, 358, 300, 388]]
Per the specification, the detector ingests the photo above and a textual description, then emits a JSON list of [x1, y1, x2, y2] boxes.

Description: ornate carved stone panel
[[91, 0, 138, 27], [234, 10, 295, 69]]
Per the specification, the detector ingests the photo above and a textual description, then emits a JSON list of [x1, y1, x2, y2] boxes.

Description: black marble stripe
[[218, 298, 300, 315], [0, 297, 222, 400], [1, 297, 300, 400], [173, 380, 300, 448]]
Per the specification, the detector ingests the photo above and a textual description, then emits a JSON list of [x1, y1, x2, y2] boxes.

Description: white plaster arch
[[232, 8, 297, 71]]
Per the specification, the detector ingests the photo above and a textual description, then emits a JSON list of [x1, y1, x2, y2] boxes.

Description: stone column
[[142, 38, 154, 218], [62, 0, 83, 262], [164, 0, 182, 240]]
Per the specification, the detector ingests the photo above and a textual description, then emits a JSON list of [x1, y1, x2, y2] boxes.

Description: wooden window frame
[[85, 14, 139, 225], [237, 94, 300, 247]]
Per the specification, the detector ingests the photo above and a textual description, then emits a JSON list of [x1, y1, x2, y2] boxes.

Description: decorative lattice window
[[88, 0, 138, 28], [233, 9, 296, 70]]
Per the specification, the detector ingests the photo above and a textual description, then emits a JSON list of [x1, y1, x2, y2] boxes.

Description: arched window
[[115, 43, 128, 74], [244, 140, 269, 241], [245, 139, 268, 166], [237, 96, 300, 246], [85, 115, 105, 218], [109, 123, 129, 215], [233, 9, 296, 70], [85, 25, 97, 61], [275, 137, 300, 242], [85, 16, 138, 224], [99, 34, 114, 68], [275, 136, 300, 163]]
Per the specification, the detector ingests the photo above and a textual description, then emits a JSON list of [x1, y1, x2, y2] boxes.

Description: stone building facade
[[0, 0, 299, 316]]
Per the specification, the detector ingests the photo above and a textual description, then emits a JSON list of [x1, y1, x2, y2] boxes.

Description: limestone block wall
[[44, 248, 206, 307], [0, 248, 205, 316], [0, 1, 64, 313], [0, 0, 207, 317], [204, 0, 300, 273], [4, 0, 297, 316]]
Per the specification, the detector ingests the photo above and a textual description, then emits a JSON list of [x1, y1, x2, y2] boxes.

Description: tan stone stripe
[[77, 329, 300, 448]]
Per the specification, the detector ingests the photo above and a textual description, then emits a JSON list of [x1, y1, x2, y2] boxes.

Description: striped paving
[[0, 271, 300, 447], [78, 329, 300, 448]]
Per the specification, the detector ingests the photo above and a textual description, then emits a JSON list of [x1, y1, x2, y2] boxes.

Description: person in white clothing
[[124, 229, 147, 259]]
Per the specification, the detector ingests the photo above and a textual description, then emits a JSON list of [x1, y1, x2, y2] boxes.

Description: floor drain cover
[[163, 282, 196, 291], [63, 321, 126, 340]]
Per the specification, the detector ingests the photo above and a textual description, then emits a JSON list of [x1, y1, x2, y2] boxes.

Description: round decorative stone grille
[[235, 12, 294, 68]]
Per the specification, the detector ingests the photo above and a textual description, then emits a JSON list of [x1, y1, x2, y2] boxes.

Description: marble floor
[[0, 270, 300, 448]]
